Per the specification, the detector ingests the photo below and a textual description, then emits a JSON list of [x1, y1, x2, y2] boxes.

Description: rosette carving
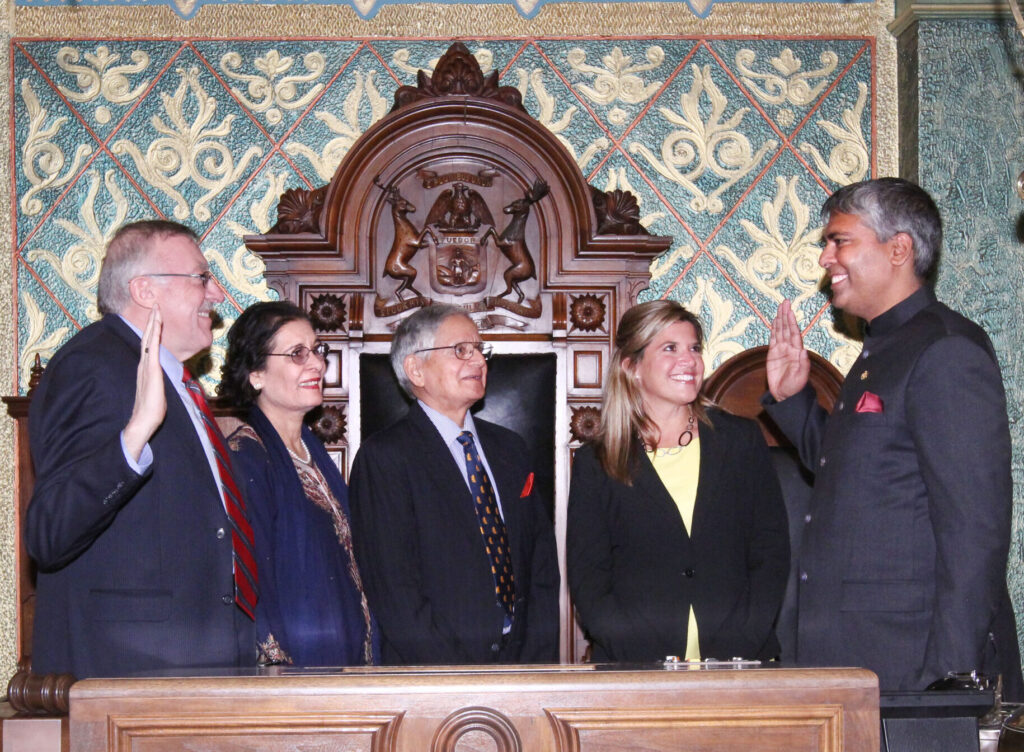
[[309, 293, 346, 332], [311, 405, 346, 445], [570, 406, 601, 443], [590, 186, 650, 236], [392, 42, 525, 112], [569, 294, 606, 332], [271, 186, 327, 234]]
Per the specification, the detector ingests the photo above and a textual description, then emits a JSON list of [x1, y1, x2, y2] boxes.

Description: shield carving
[[423, 182, 499, 296]]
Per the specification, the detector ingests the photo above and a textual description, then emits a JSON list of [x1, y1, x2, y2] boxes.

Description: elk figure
[[377, 178, 425, 300], [497, 179, 549, 303]]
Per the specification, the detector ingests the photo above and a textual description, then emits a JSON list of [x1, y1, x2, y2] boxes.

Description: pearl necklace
[[287, 438, 310, 464]]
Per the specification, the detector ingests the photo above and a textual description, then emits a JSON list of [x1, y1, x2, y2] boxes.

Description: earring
[[253, 382, 262, 391]]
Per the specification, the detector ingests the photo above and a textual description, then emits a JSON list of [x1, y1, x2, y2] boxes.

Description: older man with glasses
[[349, 303, 559, 665], [25, 219, 256, 678]]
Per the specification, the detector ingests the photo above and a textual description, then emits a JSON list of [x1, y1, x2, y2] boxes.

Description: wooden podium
[[69, 663, 879, 751]]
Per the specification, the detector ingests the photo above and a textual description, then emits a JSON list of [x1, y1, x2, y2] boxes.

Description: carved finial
[[590, 186, 651, 236], [270, 186, 327, 234], [392, 42, 526, 112], [27, 354, 44, 396]]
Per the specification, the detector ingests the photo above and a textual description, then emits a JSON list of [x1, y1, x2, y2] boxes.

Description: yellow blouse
[[647, 436, 701, 660]]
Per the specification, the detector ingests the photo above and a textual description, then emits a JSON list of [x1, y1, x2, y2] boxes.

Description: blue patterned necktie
[[456, 431, 515, 619]]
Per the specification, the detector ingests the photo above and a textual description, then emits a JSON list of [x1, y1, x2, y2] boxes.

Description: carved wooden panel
[[545, 706, 842, 752], [106, 712, 402, 751], [571, 350, 604, 391], [1, 395, 36, 675], [244, 43, 670, 328], [432, 707, 522, 752]]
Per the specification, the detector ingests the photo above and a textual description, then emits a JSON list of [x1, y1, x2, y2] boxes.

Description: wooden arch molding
[[703, 345, 844, 447], [431, 706, 522, 752]]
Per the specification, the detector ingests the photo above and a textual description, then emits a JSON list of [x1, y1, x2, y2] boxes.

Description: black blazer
[[25, 315, 253, 677], [765, 288, 1023, 695], [567, 409, 789, 663], [349, 402, 559, 665]]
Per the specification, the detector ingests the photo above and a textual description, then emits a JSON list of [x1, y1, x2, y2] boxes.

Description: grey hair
[[390, 303, 473, 397], [97, 220, 199, 314], [821, 178, 942, 279]]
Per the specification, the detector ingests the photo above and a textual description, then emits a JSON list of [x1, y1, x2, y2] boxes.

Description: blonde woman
[[568, 300, 789, 662]]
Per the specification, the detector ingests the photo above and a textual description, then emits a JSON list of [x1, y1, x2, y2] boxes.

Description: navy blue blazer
[[349, 402, 559, 665], [25, 315, 253, 677]]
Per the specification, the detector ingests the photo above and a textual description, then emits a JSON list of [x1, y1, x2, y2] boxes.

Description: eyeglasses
[[143, 272, 215, 287], [266, 342, 330, 366], [415, 341, 493, 360]]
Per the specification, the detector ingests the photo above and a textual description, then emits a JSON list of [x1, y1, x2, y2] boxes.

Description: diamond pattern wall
[[11, 37, 874, 391]]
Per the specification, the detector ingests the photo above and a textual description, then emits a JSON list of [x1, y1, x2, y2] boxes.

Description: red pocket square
[[520, 472, 535, 498], [855, 391, 884, 413]]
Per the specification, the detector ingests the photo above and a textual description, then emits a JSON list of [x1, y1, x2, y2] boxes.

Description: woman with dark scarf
[[219, 301, 377, 666]]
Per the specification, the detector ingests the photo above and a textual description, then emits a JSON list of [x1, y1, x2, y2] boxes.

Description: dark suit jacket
[[25, 315, 253, 677], [349, 402, 559, 665], [764, 287, 1023, 695], [567, 409, 790, 663]]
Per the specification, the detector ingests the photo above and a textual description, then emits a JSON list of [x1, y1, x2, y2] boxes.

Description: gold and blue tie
[[456, 431, 515, 619], [183, 369, 258, 620]]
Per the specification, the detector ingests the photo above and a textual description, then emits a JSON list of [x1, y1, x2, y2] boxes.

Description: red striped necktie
[[182, 369, 258, 620]]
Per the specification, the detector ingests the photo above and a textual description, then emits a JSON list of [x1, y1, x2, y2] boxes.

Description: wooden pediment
[[244, 41, 671, 332]]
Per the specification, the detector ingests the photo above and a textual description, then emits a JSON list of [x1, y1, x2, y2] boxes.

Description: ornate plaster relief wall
[[1, 1, 896, 684], [13, 36, 878, 387], [908, 15, 1024, 638]]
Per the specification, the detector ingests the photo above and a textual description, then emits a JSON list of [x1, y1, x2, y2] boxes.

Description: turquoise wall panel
[[915, 17, 1024, 637], [11, 36, 876, 392]]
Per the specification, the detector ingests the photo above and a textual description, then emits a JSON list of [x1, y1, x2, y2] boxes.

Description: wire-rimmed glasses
[[415, 341, 493, 360], [265, 342, 331, 366]]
